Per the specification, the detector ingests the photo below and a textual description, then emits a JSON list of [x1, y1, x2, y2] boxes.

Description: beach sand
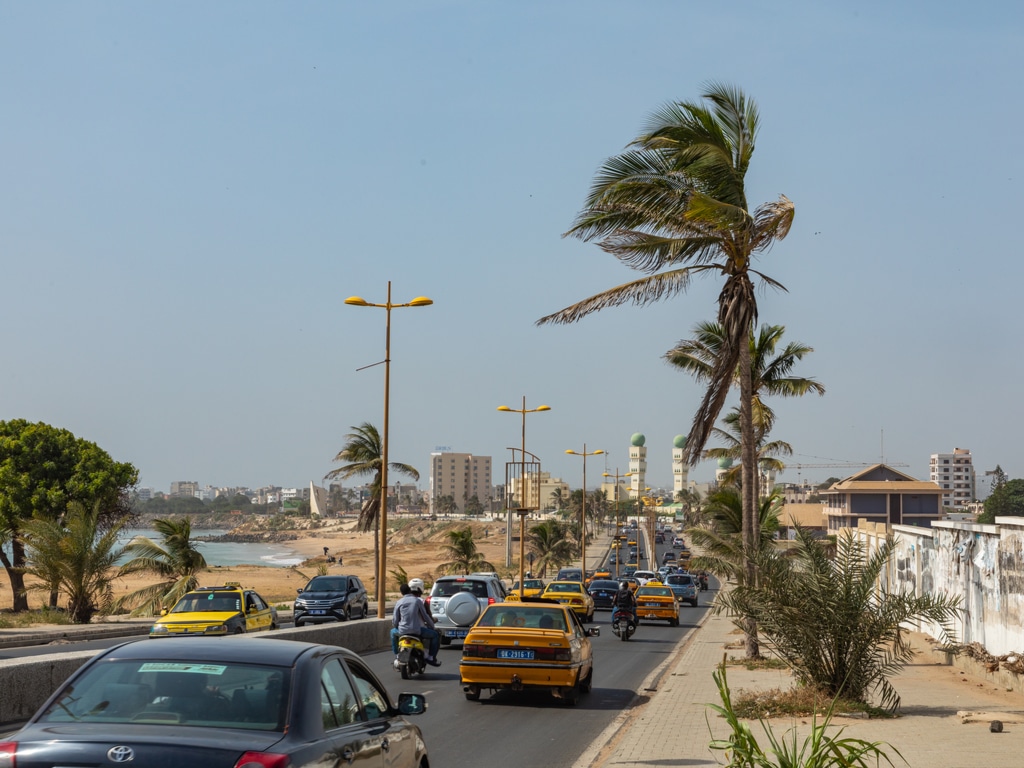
[[0, 516, 515, 615]]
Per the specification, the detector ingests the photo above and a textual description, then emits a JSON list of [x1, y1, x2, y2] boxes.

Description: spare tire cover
[[445, 591, 482, 627]]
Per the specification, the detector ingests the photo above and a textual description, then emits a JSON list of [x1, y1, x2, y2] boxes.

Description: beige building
[[430, 452, 492, 514]]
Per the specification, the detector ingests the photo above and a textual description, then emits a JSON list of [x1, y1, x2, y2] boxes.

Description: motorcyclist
[[612, 581, 637, 625], [391, 582, 441, 666]]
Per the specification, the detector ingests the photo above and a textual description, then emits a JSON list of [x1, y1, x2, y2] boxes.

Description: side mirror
[[397, 692, 427, 715], [296, 588, 303, 595], [588, 627, 601, 637]]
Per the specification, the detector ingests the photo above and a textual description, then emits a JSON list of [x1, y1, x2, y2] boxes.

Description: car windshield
[[667, 575, 693, 586], [544, 583, 582, 593], [432, 579, 489, 598], [171, 591, 240, 614], [305, 577, 348, 592], [638, 587, 673, 598], [477, 606, 568, 631], [38, 659, 291, 731]]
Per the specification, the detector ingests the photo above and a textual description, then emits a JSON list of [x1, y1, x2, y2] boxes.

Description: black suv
[[293, 574, 369, 626]]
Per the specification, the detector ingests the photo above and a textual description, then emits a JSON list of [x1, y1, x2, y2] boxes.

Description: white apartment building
[[929, 447, 976, 511], [430, 452, 492, 514]]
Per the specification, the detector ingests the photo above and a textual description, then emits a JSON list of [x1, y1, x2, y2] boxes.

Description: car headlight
[[294, 599, 308, 608], [150, 625, 168, 635], [205, 624, 228, 634]]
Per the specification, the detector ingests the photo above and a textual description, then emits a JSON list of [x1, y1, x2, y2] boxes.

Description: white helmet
[[408, 578, 425, 594]]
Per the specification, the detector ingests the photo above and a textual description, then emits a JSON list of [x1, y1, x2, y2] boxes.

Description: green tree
[[325, 423, 419, 575], [435, 494, 458, 517], [21, 500, 129, 623], [537, 84, 795, 657], [0, 420, 138, 611], [437, 527, 494, 575], [115, 517, 209, 616], [978, 476, 1024, 524], [703, 408, 793, 489], [464, 495, 485, 516], [687, 486, 781, 585], [527, 520, 573, 577], [718, 526, 961, 711]]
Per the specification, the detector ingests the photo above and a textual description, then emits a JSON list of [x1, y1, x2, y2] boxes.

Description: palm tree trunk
[[739, 336, 761, 659]]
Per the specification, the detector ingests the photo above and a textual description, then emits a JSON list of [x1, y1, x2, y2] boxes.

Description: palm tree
[[687, 486, 781, 587], [21, 501, 129, 624], [325, 423, 419, 574], [437, 527, 494, 575], [527, 520, 573, 577], [666, 321, 825, 453], [115, 517, 208, 616], [718, 526, 961, 711], [537, 84, 795, 655], [703, 408, 793, 489]]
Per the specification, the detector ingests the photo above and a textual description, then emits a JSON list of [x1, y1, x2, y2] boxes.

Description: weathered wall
[[856, 517, 1024, 656]]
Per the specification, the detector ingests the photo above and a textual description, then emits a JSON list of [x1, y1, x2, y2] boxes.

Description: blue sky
[[2, 2, 1022, 495]]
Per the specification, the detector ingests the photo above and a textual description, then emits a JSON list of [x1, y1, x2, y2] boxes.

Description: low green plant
[[0, 607, 76, 629], [708, 661, 903, 768]]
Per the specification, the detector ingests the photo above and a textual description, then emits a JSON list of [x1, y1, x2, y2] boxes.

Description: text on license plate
[[310, 610, 326, 615], [497, 649, 535, 660], [642, 602, 661, 607], [446, 629, 468, 638]]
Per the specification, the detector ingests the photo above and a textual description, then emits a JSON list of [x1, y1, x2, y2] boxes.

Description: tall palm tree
[[437, 527, 494, 575], [687, 486, 781, 586], [325, 423, 420, 575], [21, 501, 129, 624], [703, 407, 793, 489], [537, 84, 795, 654], [115, 517, 208, 616], [527, 520, 573, 577], [666, 321, 825, 445]]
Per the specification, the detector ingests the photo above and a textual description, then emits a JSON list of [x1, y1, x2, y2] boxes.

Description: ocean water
[[118, 530, 307, 568]]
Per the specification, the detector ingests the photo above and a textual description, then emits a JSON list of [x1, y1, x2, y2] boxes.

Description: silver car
[[426, 575, 505, 645]]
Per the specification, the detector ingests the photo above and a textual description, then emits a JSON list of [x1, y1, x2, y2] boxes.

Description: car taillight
[[234, 751, 289, 768], [463, 644, 496, 658], [424, 596, 431, 607], [0, 742, 17, 767], [487, 597, 495, 604]]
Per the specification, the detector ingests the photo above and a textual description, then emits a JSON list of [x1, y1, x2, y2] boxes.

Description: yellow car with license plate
[[634, 582, 680, 627], [505, 578, 545, 601], [149, 583, 278, 638], [460, 600, 599, 704], [540, 581, 595, 622]]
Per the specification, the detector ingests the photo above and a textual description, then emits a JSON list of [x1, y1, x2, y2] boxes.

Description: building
[[671, 435, 689, 495], [169, 481, 199, 498], [430, 452, 492, 515], [822, 464, 943, 531], [929, 448, 976, 511], [628, 433, 648, 501]]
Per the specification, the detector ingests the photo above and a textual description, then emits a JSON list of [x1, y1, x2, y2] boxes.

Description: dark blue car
[[587, 579, 622, 610]]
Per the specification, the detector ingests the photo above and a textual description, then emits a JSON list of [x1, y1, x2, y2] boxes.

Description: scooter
[[396, 634, 427, 679], [611, 607, 637, 642]]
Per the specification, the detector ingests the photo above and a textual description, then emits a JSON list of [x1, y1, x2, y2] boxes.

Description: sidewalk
[[589, 603, 1024, 768]]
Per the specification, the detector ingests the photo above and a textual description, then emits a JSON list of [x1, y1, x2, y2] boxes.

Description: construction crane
[[787, 461, 909, 484]]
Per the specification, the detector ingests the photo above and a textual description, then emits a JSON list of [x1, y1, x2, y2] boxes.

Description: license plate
[[497, 649, 535, 660], [310, 610, 326, 615], [642, 602, 660, 607], [446, 629, 468, 638]]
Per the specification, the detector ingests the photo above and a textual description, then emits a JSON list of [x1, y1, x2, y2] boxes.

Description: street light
[[497, 397, 550, 593], [346, 282, 433, 618], [603, 469, 633, 577], [566, 445, 604, 579]]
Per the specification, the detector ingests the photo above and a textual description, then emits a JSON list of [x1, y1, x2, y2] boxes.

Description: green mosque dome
[[673, 434, 687, 449], [717, 457, 734, 469], [630, 433, 646, 447]]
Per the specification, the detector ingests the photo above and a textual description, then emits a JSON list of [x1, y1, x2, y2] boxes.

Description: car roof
[[98, 636, 340, 667]]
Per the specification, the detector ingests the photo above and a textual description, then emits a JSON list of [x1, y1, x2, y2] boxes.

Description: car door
[[243, 591, 270, 631], [320, 657, 384, 767], [344, 658, 422, 768]]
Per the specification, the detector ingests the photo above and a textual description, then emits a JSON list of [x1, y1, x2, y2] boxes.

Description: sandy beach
[[0, 516, 514, 615]]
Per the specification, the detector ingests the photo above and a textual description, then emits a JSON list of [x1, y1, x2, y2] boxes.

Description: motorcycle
[[610, 607, 637, 642], [395, 634, 427, 679], [696, 571, 709, 591]]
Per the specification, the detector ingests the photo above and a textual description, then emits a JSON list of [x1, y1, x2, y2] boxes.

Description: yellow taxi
[[587, 569, 612, 586], [460, 600, 599, 704], [634, 581, 680, 626], [540, 581, 595, 622], [149, 583, 278, 638], [505, 578, 546, 601]]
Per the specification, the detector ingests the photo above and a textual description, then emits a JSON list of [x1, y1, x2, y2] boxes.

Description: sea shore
[[0, 516, 513, 615]]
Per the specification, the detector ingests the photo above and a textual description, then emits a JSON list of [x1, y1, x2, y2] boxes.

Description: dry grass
[[730, 684, 893, 720]]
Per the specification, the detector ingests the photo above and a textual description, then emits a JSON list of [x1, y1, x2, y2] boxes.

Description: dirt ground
[[0, 516, 515, 614]]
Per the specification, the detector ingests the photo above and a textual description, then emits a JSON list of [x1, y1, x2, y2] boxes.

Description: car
[[149, 583, 277, 638], [540, 581, 595, 622], [662, 551, 677, 564], [587, 578, 622, 609], [556, 567, 584, 582], [623, 564, 638, 576], [608, 551, 619, 564], [633, 570, 657, 586], [634, 582, 680, 626], [654, 533, 664, 544], [673, 537, 685, 549], [292, 574, 369, 626], [665, 573, 699, 606], [427, 574, 506, 645], [588, 569, 612, 585], [460, 600, 598, 704], [0, 636, 429, 767], [617, 576, 640, 593], [506, 578, 545, 601]]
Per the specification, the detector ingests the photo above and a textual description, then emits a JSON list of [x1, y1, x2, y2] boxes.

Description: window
[[321, 658, 360, 728], [346, 659, 391, 720]]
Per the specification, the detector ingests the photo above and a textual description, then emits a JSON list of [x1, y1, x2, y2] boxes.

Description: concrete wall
[[854, 517, 1024, 657], [0, 619, 393, 726]]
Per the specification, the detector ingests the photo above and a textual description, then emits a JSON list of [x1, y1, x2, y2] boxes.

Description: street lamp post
[[497, 397, 550, 592], [566, 445, 604, 579], [603, 469, 633, 577], [346, 282, 433, 618]]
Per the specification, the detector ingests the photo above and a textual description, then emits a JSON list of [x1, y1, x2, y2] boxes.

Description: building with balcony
[[929, 448, 976, 511]]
